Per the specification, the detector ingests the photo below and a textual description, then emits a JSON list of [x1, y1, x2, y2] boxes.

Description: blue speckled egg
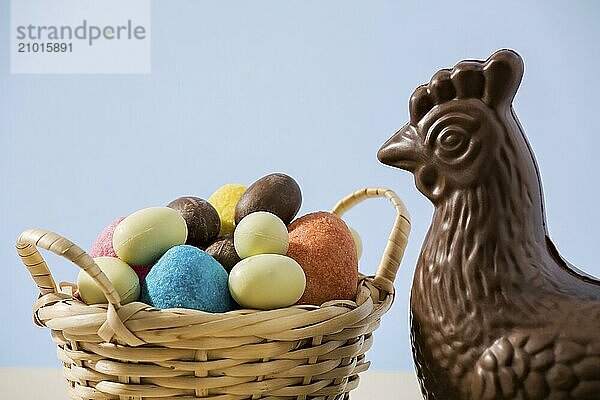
[[140, 245, 233, 312]]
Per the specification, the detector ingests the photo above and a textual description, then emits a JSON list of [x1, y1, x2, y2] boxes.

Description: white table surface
[[0, 369, 423, 399]]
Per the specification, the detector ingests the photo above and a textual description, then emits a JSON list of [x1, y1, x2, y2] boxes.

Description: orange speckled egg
[[287, 211, 358, 305]]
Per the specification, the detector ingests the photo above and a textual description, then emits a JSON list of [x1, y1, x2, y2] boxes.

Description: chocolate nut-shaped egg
[[228, 254, 305, 310], [205, 234, 240, 271], [113, 206, 187, 266], [234, 173, 302, 225], [77, 257, 140, 305], [167, 196, 220, 248]]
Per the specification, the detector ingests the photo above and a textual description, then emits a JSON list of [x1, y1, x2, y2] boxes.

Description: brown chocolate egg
[[205, 234, 240, 272], [167, 196, 220, 249], [234, 173, 302, 225], [287, 211, 358, 305]]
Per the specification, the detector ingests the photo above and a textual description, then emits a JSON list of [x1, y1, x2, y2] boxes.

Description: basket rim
[[35, 274, 395, 347]]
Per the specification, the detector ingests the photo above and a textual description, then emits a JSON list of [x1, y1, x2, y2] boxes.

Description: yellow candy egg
[[208, 184, 247, 236], [234, 211, 289, 259], [113, 206, 188, 266], [228, 254, 305, 310], [348, 226, 363, 260], [77, 257, 140, 305]]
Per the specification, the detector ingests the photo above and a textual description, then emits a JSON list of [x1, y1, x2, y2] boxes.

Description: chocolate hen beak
[[377, 124, 421, 172]]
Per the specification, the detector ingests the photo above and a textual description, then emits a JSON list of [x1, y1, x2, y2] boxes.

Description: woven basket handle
[[16, 228, 123, 308], [332, 188, 411, 295]]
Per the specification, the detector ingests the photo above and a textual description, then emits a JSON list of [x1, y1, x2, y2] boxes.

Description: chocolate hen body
[[378, 50, 600, 400]]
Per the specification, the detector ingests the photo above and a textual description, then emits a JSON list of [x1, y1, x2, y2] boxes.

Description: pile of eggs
[[77, 173, 362, 312]]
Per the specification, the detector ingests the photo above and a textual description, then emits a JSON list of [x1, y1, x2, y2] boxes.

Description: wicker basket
[[16, 187, 410, 400]]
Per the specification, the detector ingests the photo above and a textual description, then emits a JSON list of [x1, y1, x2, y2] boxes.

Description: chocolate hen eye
[[437, 128, 467, 152], [427, 111, 481, 166]]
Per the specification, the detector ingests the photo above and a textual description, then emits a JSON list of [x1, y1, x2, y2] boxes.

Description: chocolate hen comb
[[409, 50, 524, 125]]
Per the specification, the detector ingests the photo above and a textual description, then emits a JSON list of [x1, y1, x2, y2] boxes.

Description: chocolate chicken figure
[[378, 50, 600, 400]]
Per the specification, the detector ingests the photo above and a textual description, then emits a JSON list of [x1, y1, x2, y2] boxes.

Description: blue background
[[1, 1, 599, 371]]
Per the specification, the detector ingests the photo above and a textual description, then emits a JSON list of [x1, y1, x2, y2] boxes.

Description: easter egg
[[167, 196, 221, 248], [348, 226, 363, 260], [90, 217, 125, 258], [113, 207, 187, 266], [205, 234, 240, 272], [140, 245, 233, 312], [208, 184, 247, 236], [77, 257, 140, 305], [229, 254, 305, 310], [234, 211, 289, 259], [90, 217, 154, 281], [287, 212, 358, 305], [235, 173, 302, 225]]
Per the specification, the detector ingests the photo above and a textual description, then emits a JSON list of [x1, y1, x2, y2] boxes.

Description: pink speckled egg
[[90, 217, 153, 281], [90, 217, 125, 258], [287, 211, 358, 305]]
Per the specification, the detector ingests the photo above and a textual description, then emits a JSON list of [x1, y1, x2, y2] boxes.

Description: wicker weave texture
[[17, 188, 410, 400]]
